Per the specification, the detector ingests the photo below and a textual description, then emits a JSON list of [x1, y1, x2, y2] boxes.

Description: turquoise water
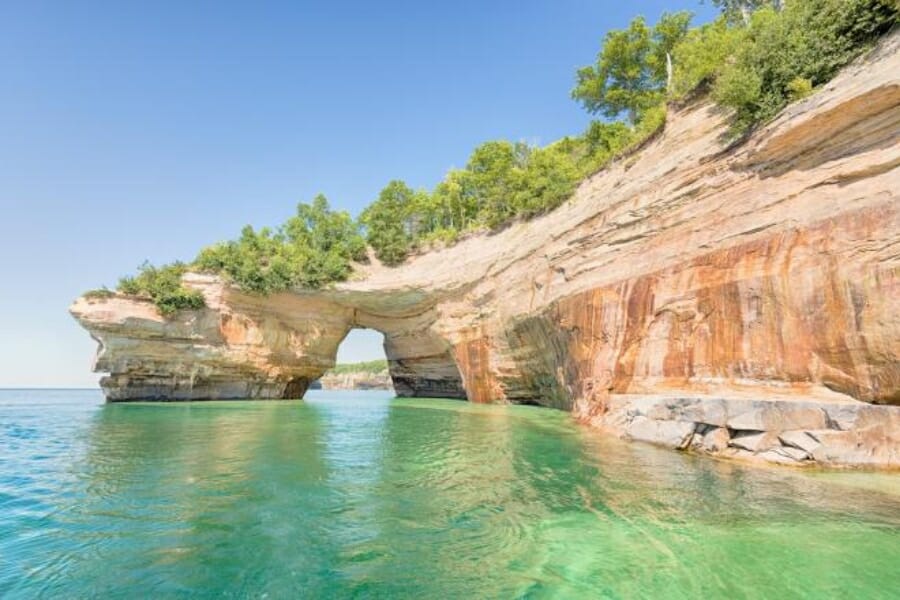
[[1, 390, 898, 598]]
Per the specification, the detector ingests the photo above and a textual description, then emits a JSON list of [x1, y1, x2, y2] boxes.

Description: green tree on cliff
[[288, 194, 366, 287], [511, 144, 580, 218], [572, 12, 692, 124], [708, 0, 773, 24], [667, 16, 747, 99], [431, 169, 479, 232], [194, 194, 364, 292], [466, 140, 528, 229], [360, 180, 417, 265], [117, 261, 205, 315], [709, 0, 898, 132]]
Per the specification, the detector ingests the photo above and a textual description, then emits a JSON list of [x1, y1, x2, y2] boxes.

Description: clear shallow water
[[1, 390, 898, 599]]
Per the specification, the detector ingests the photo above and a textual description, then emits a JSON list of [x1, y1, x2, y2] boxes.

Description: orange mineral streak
[[453, 329, 503, 404], [507, 204, 899, 410]]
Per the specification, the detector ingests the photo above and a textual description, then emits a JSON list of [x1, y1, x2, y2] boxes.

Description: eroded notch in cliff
[[381, 331, 468, 400], [283, 377, 309, 399], [342, 305, 470, 400], [328, 324, 468, 400]]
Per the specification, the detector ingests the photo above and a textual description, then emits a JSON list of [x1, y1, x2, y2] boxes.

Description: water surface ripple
[[1, 389, 898, 598]]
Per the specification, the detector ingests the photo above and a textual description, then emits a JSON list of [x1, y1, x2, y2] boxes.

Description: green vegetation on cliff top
[[326, 359, 389, 375], [194, 194, 366, 294], [117, 262, 205, 315], [103, 0, 897, 313]]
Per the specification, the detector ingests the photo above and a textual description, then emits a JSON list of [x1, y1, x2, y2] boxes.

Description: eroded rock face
[[70, 277, 466, 401], [71, 35, 900, 467], [589, 395, 900, 468], [318, 370, 393, 391]]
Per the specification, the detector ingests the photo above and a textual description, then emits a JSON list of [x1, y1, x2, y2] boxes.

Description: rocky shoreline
[[580, 394, 898, 469], [316, 371, 393, 391]]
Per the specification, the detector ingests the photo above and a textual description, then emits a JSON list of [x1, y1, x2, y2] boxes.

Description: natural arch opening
[[313, 328, 394, 393], [314, 323, 469, 400]]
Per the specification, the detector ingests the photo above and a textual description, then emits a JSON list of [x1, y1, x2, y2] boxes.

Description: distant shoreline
[[0, 387, 100, 391]]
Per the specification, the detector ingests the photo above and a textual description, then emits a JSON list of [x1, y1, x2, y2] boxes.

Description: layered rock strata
[[318, 370, 393, 391], [71, 279, 465, 401], [71, 35, 900, 467], [592, 395, 898, 468]]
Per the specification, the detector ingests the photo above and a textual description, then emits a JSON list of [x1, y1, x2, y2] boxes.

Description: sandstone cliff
[[317, 370, 393, 391], [71, 35, 900, 467]]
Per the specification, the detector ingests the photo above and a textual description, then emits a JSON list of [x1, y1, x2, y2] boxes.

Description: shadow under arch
[[330, 317, 468, 400]]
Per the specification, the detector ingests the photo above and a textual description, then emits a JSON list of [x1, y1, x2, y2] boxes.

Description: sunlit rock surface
[[71, 35, 900, 467], [70, 277, 466, 401]]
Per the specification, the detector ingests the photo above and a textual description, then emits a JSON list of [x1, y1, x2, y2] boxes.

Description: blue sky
[[0, 0, 716, 387]]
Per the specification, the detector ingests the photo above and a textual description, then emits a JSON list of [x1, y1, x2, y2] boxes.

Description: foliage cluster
[[326, 359, 389, 375], [194, 194, 365, 293], [573, 11, 693, 124], [115, 195, 363, 312], [575, 0, 896, 136], [83, 287, 115, 300], [706, 0, 898, 132], [360, 141, 584, 264], [116, 262, 206, 315]]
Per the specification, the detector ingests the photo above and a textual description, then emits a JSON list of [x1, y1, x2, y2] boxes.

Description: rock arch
[[71, 278, 468, 402], [337, 317, 466, 400]]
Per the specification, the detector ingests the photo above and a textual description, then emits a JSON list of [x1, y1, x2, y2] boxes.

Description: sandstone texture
[[593, 394, 899, 468], [71, 35, 900, 468]]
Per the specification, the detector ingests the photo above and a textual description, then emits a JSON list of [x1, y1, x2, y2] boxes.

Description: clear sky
[[0, 0, 716, 387]]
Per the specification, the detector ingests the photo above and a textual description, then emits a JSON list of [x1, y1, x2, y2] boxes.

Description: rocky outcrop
[[70, 277, 465, 401], [592, 395, 899, 468], [318, 370, 393, 391], [71, 35, 900, 467]]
